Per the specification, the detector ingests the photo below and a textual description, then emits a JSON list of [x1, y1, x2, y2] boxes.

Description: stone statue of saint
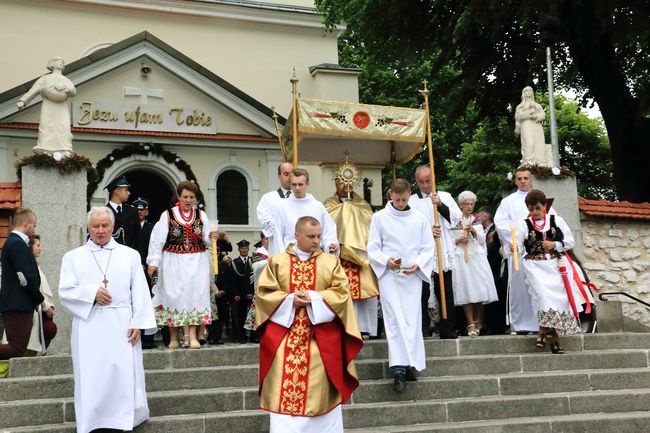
[[17, 56, 76, 157], [514, 86, 549, 166]]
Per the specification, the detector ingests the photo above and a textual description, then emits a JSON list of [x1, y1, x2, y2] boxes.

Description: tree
[[316, 0, 650, 201]]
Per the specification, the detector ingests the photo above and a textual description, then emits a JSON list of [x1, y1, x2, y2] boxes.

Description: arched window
[[217, 169, 248, 224]]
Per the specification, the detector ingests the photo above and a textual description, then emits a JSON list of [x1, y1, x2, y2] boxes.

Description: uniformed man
[[132, 197, 156, 349], [104, 176, 138, 248], [228, 239, 254, 343]]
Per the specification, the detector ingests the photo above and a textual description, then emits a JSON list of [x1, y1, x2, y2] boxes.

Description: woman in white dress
[[450, 191, 498, 336], [147, 181, 216, 349]]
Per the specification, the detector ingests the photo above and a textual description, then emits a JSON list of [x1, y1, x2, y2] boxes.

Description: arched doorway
[[123, 169, 175, 221]]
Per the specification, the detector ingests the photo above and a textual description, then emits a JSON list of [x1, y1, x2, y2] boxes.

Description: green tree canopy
[[316, 0, 650, 201]]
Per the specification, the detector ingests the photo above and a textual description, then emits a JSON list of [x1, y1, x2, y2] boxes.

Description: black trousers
[[230, 298, 251, 341], [207, 299, 230, 342], [433, 271, 456, 337], [421, 281, 432, 336]]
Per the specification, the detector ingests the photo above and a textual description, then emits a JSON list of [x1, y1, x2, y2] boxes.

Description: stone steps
[[3, 349, 650, 403], [344, 411, 650, 433], [1, 333, 650, 432]]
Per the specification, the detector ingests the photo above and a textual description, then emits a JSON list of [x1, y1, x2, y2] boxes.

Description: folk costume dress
[[58, 239, 156, 433], [148, 206, 212, 327], [367, 202, 435, 371], [256, 245, 362, 433], [269, 193, 339, 255], [449, 215, 499, 306], [324, 192, 380, 336], [494, 189, 556, 332], [516, 214, 586, 335]]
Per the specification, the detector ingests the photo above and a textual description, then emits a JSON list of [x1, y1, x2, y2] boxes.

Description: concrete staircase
[[1, 333, 650, 432]]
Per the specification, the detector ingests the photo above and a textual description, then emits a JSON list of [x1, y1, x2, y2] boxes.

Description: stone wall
[[581, 219, 650, 326]]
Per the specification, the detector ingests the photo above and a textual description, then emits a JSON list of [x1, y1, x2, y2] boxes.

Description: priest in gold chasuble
[[256, 216, 363, 433], [324, 180, 379, 337]]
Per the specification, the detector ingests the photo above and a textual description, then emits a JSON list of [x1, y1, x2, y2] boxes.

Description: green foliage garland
[[87, 143, 205, 207], [15, 153, 94, 178]]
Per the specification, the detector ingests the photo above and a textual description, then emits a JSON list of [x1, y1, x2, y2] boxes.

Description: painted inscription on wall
[[72, 101, 217, 134]]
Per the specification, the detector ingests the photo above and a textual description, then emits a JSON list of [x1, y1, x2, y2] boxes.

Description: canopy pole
[[390, 142, 397, 181], [290, 69, 299, 168], [420, 80, 447, 320], [271, 107, 286, 161]]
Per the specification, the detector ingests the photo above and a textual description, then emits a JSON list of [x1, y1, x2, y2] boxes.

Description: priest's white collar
[[288, 244, 321, 261], [85, 238, 118, 251]]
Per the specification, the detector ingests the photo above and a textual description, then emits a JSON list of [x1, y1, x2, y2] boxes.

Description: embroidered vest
[[163, 209, 207, 254], [523, 215, 563, 260]]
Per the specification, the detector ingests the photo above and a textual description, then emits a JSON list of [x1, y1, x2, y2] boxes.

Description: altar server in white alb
[[269, 168, 339, 255], [494, 166, 555, 333], [367, 179, 434, 393], [59, 206, 156, 433], [256, 162, 294, 256]]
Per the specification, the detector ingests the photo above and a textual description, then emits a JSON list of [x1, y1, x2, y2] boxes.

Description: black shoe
[[393, 373, 407, 393], [209, 340, 224, 345], [141, 342, 155, 350], [198, 339, 207, 346], [405, 367, 418, 382], [238, 339, 248, 344], [249, 336, 259, 344], [439, 331, 458, 340]]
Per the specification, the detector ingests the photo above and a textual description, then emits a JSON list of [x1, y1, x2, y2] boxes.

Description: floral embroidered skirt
[[152, 251, 212, 327], [523, 258, 585, 335]]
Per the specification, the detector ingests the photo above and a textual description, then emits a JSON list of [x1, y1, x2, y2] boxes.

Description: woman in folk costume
[[514, 189, 591, 353], [449, 191, 498, 336], [147, 181, 216, 349]]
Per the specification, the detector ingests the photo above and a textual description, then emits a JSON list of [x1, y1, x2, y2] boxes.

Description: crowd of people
[[0, 163, 595, 433]]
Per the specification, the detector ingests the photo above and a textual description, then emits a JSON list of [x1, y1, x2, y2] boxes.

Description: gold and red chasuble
[[256, 247, 363, 417], [278, 256, 317, 415], [324, 193, 379, 300]]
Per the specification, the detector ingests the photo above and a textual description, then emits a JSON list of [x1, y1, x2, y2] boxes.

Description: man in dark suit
[[478, 207, 508, 334], [0, 208, 43, 359], [228, 240, 254, 343], [104, 175, 138, 248], [132, 198, 156, 349], [207, 255, 233, 345]]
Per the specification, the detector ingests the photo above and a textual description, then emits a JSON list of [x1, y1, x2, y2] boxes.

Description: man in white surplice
[[59, 206, 156, 433], [367, 179, 434, 393], [268, 168, 339, 256], [256, 161, 294, 256], [494, 166, 555, 333]]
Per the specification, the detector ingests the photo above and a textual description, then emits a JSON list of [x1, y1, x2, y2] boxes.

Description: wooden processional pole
[[420, 80, 447, 319], [290, 69, 299, 168]]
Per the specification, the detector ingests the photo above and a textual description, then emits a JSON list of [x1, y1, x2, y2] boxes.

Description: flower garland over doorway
[[87, 143, 205, 207]]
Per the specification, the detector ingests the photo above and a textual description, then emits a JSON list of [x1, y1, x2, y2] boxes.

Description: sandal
[[168, 340, 179, 350], [467, 323, 478, 337], [182, 336, 191, 349], [550, 342, 565, 354], [535, 333, 547, 349], [190, 339, 201, 349]]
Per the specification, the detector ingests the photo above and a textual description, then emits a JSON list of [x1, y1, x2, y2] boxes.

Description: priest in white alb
[[494, 166, 555, 333], [269, 168, 339, 256], [368, 179, 434, 393], [256, 162, 294, 256], [59, 206, 156, 433]]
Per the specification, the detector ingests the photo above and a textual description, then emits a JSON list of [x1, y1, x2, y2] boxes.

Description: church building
[[0, 0, 382, 244]]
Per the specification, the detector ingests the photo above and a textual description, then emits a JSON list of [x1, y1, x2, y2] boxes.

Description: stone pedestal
[[21, 166, 87, 354], [534, 175, 584, 259]]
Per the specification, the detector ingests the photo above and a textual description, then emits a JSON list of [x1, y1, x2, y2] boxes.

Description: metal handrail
[[599, 292, 650, 310]]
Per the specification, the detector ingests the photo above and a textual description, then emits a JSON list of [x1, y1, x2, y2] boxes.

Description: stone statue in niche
[[514, 86, 551, 167], [17, 56, 76, 158]]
